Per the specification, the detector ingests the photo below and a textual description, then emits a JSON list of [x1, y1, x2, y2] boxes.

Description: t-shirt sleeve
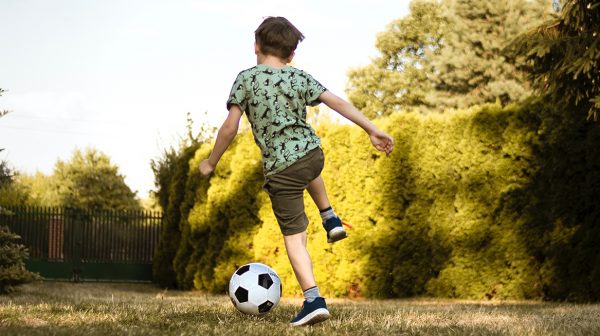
[[226, 73, 247, 112], [304, 73, 327, 107]]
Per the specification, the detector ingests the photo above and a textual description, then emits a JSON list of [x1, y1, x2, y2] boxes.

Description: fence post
[[71, 209, 84, 282]]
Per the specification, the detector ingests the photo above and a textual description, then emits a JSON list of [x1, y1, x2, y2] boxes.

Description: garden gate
[[0, 207, 162, 282]]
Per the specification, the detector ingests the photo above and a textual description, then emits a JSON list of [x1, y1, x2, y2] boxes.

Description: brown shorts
[[263, 147, 325, 236]]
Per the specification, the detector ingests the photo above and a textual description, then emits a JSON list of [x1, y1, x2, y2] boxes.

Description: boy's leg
[[284, 230, 330, 327], [283, 230, 316, 291], [307, 175, 347, 243], [307, 175, 331, 210], [264, 148, 331, 325]]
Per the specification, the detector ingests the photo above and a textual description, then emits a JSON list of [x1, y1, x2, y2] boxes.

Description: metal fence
[[0, 206, 162, 282]]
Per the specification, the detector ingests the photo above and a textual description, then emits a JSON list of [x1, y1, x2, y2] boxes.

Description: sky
[[0, 0, 410, 199]]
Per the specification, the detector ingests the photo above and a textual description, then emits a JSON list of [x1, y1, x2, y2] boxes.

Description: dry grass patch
[[0, 282, 599, 335]]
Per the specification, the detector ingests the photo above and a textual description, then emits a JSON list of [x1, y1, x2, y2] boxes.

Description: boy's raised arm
[[199, 105, 243, 176], [319, 90, 394, 156]]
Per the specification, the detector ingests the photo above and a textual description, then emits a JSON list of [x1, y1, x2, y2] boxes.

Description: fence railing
[[0, 206, 163, 281]]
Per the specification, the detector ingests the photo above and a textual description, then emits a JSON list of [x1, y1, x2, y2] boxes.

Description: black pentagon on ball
[[235, 265, 250, 276], [258, 300, 274, 313], [258, 273, 273, 289], [234, 287, 248, 303]]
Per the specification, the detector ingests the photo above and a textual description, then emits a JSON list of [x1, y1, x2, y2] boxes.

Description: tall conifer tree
[[506, 0, 599, 119]]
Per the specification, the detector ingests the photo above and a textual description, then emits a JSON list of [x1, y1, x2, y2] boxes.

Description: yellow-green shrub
[[153, 99, 600, 301]]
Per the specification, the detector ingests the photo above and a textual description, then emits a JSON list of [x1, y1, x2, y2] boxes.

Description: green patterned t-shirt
[[227, 64, 326, 176]]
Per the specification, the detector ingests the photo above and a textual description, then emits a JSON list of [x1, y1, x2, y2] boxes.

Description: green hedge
[[152, 144, 200, 288], [153, 100, 600, 301]]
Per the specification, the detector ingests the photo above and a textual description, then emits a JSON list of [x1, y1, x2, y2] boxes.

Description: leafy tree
[[346, 0, 445, 118], [0, 89, 29, 207], [0, 88, 8, 118], [52, 148, 140, 210], [347, 0, 552, 117], [430, 0, 551, 108], [506, 0, 600, 120], [17, 172, 59, 207], [0, 174, 30, 207], [0, 161, 11, 188], [1, 88, 10, 178]]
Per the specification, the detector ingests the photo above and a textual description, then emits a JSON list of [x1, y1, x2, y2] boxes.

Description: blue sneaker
[[323, 217, 347, 243], [289, 297, 331, 326]]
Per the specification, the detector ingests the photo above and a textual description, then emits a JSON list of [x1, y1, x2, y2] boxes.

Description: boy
[[199, 17, 394, 326]]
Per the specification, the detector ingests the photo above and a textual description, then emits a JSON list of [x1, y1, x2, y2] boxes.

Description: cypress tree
[[506, 0, 600, 120], [0, 221, 40, 294]]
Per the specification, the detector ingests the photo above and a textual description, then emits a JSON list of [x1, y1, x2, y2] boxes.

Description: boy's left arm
[[199, 105, 243, 176], [319, 90, 394, 156]]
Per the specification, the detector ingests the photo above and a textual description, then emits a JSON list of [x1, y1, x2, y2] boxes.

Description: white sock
[[303, 286, 321, 302], [319, 207, 336, 222]]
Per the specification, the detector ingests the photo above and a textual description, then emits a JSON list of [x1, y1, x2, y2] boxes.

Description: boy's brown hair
[[255, 17, 304, 60]]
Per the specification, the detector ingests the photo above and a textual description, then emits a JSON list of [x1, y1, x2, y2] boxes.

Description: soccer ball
[[228, 263, 282, 315]]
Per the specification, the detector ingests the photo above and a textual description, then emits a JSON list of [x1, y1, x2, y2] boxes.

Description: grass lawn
[[1, 282, 599, 335]]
